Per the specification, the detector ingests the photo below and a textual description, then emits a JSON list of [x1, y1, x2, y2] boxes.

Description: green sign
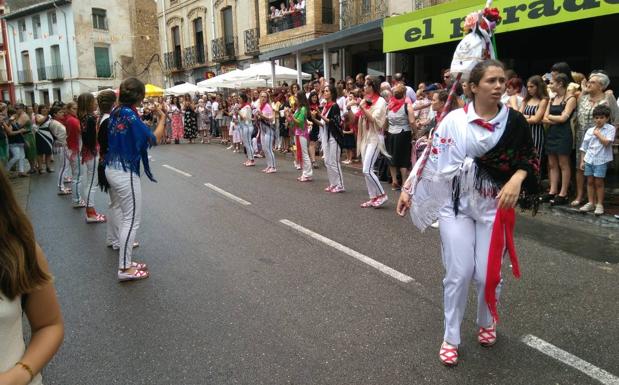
[[383, 0, 619, 52]]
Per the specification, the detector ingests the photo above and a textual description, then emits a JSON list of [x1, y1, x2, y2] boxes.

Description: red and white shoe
[[266, 167, 277, 174], [261, 167, 269, 172], [330, 186, 345, 193], [360, 198, 376, 208], [86, 213, 107, 223], [439, 342, 459, 366], [478, 324, 497, 347], [324, 185, 334, 192], [372, 194, 388, 208]]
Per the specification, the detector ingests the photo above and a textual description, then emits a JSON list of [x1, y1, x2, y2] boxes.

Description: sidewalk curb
[[539, 203, 619, 229]]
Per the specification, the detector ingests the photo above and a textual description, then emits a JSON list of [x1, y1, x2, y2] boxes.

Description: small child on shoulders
[[578, 104, 616, 215]]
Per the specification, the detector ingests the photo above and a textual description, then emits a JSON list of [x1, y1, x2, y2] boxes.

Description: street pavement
[[24, 143, 619, 385]]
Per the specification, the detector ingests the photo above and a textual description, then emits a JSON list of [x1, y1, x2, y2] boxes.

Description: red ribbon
[[485, 207, 521, 323], [472, 118, 498, 132]]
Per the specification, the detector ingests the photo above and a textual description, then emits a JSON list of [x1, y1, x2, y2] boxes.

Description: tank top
[[0, 293, 43, 384], [387, 104, 410, 134]]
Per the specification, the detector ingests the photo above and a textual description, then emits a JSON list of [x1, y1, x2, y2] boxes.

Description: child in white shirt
[[578, 104, 616, 215]]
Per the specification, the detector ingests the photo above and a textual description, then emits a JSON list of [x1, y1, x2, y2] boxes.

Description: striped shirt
[[580, 123, 616, 165]]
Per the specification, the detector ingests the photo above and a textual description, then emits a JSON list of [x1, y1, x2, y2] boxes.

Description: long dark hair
[[77, 92, 96, 120], [295, 91, 310, 112], [524, 75, 549, 103], [0, 168, 51, 300]]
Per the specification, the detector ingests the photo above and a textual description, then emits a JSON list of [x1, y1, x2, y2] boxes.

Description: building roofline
[[3, 0, 71, 20]]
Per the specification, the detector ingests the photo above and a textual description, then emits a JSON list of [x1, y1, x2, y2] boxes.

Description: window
[[32, 15, 41, 39], [53, 88, 61, 102], [35, 48, 46, 80], [92, 8, 108, 30], [94, 46, 111, 77], [48, 12, 58, 35], [18, 20, 26, 42], [171, 26, 181, 68], [49, 45, 62, 79], [193, 18, 205, 63]]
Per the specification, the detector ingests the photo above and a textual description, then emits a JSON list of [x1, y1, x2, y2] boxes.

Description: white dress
[[0, 293, 43, 384]]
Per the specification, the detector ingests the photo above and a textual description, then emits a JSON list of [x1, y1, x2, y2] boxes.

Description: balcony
[[163, 50, 182, 72], [37, 67, 47, 81], [211, 36, 237, 63], [46, 65, 64, 80], [268, 8, 306, 34], [182, 45, 207, 69], [244, 28, 260, 56], [340, 0, 387, 29], [17, 69, 33, 84]]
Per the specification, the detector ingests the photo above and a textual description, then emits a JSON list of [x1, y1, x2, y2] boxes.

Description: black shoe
[[550, 195, 568, 206], [540, 193, 555, 203]]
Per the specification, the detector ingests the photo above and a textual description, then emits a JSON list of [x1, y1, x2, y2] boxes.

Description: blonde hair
[[0, 168, 51, 300]]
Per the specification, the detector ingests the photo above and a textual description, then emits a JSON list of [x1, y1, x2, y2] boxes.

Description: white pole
[[296, 51, 302, 86], [322, 44, 330, 80], [271, 60, 276, 88]]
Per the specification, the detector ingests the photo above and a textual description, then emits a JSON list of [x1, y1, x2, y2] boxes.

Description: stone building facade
[[5, 0, 162, 105], [0, 0, 15, 103], [156, 0, 262, 87]]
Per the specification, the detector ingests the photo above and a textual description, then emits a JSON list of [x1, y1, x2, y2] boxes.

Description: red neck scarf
[[241, 102, 251, 109], [388, 97, 406, 113], [310, 102, 319, 111], [464, 103, 500, 132], [363, 93, 379, 110], [322, 101, 334, 116], [260, 102, 269, 112]]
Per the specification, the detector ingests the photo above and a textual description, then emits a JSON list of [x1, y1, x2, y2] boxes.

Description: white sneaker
[[594, 204, 604, 215], [579, 202, 595, 212], [430, 221, 439, 229]]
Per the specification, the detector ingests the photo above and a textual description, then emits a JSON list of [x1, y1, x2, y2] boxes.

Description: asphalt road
[[25, 143, 619, 385]]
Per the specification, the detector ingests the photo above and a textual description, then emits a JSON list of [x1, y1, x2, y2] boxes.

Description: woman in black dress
[[183, 98, 198, 143], [542, 73, 577, 205], [34, 105, 54, 173]]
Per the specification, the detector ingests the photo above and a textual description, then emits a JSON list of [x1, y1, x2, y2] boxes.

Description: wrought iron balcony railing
[[17, 69, 33, 84], [46, 65, 64, 80], [182, 45, 207, 69], [340, 0, 387, 29], [244, 28, 260, 56], [211, 36, 237, 63], [37, 67, 47, 81], [268, 9, 306, 34], [163, 50, 183, 71]]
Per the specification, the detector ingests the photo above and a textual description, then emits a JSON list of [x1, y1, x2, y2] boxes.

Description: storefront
[[383, 0, 619, 88]]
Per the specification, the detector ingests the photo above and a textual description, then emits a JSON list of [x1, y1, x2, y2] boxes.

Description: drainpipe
[[8, 24, 21, 103], [53, 1, 74, 98], [161, 0, 170, 87], [339, 0, 343, 30]]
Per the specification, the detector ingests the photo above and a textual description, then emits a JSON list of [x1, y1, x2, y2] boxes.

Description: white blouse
[[0, 294, 43, 385]]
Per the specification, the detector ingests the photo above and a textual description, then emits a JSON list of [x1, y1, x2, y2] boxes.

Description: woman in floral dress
[[169, 96, 183, 144], [183, 98, 198, 144]]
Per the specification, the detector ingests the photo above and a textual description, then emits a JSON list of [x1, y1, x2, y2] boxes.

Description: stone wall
[[130, 0, 163, 85]]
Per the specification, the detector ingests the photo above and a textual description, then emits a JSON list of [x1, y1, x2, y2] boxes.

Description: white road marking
[[162, 164, 192, 177], [522, 335, 619, 385], [204, 183, 251, 206], [280, 219, 415, 284]]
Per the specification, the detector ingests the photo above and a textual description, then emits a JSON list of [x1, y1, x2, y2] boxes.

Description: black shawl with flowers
[[473, 108, 541, 212]]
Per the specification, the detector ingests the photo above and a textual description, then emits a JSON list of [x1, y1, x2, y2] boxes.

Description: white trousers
[[105, 168, 141, 270], [6, 144, 25, 173], [106, 182, 122, 248], [298, 136, 312, 178], [323, 136, 344, 189], [262, 129, 276, 168], [57, 147, 69, 190], [68, 150, 82, 204], [438, 195, 501, 346], [84, 155, 98, 208], [362, 142, 384, 198], [240, 123, 254, 160]]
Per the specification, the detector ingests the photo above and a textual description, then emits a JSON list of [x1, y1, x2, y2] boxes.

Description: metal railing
[[46, 65, 63, 80], [17, 69, 33, 84], [267, 9, 306, 34], [211, 36, 237, 62], [413, 0, 447, 11], [163, 49, 183, 71], [182, 45, 207, 68], [244, 28, 260, 56], [340, 0, 387, 29], [37, 67, 47, 81]]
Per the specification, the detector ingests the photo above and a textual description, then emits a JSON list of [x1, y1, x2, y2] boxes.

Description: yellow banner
[[383, 0, 619, 52]]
